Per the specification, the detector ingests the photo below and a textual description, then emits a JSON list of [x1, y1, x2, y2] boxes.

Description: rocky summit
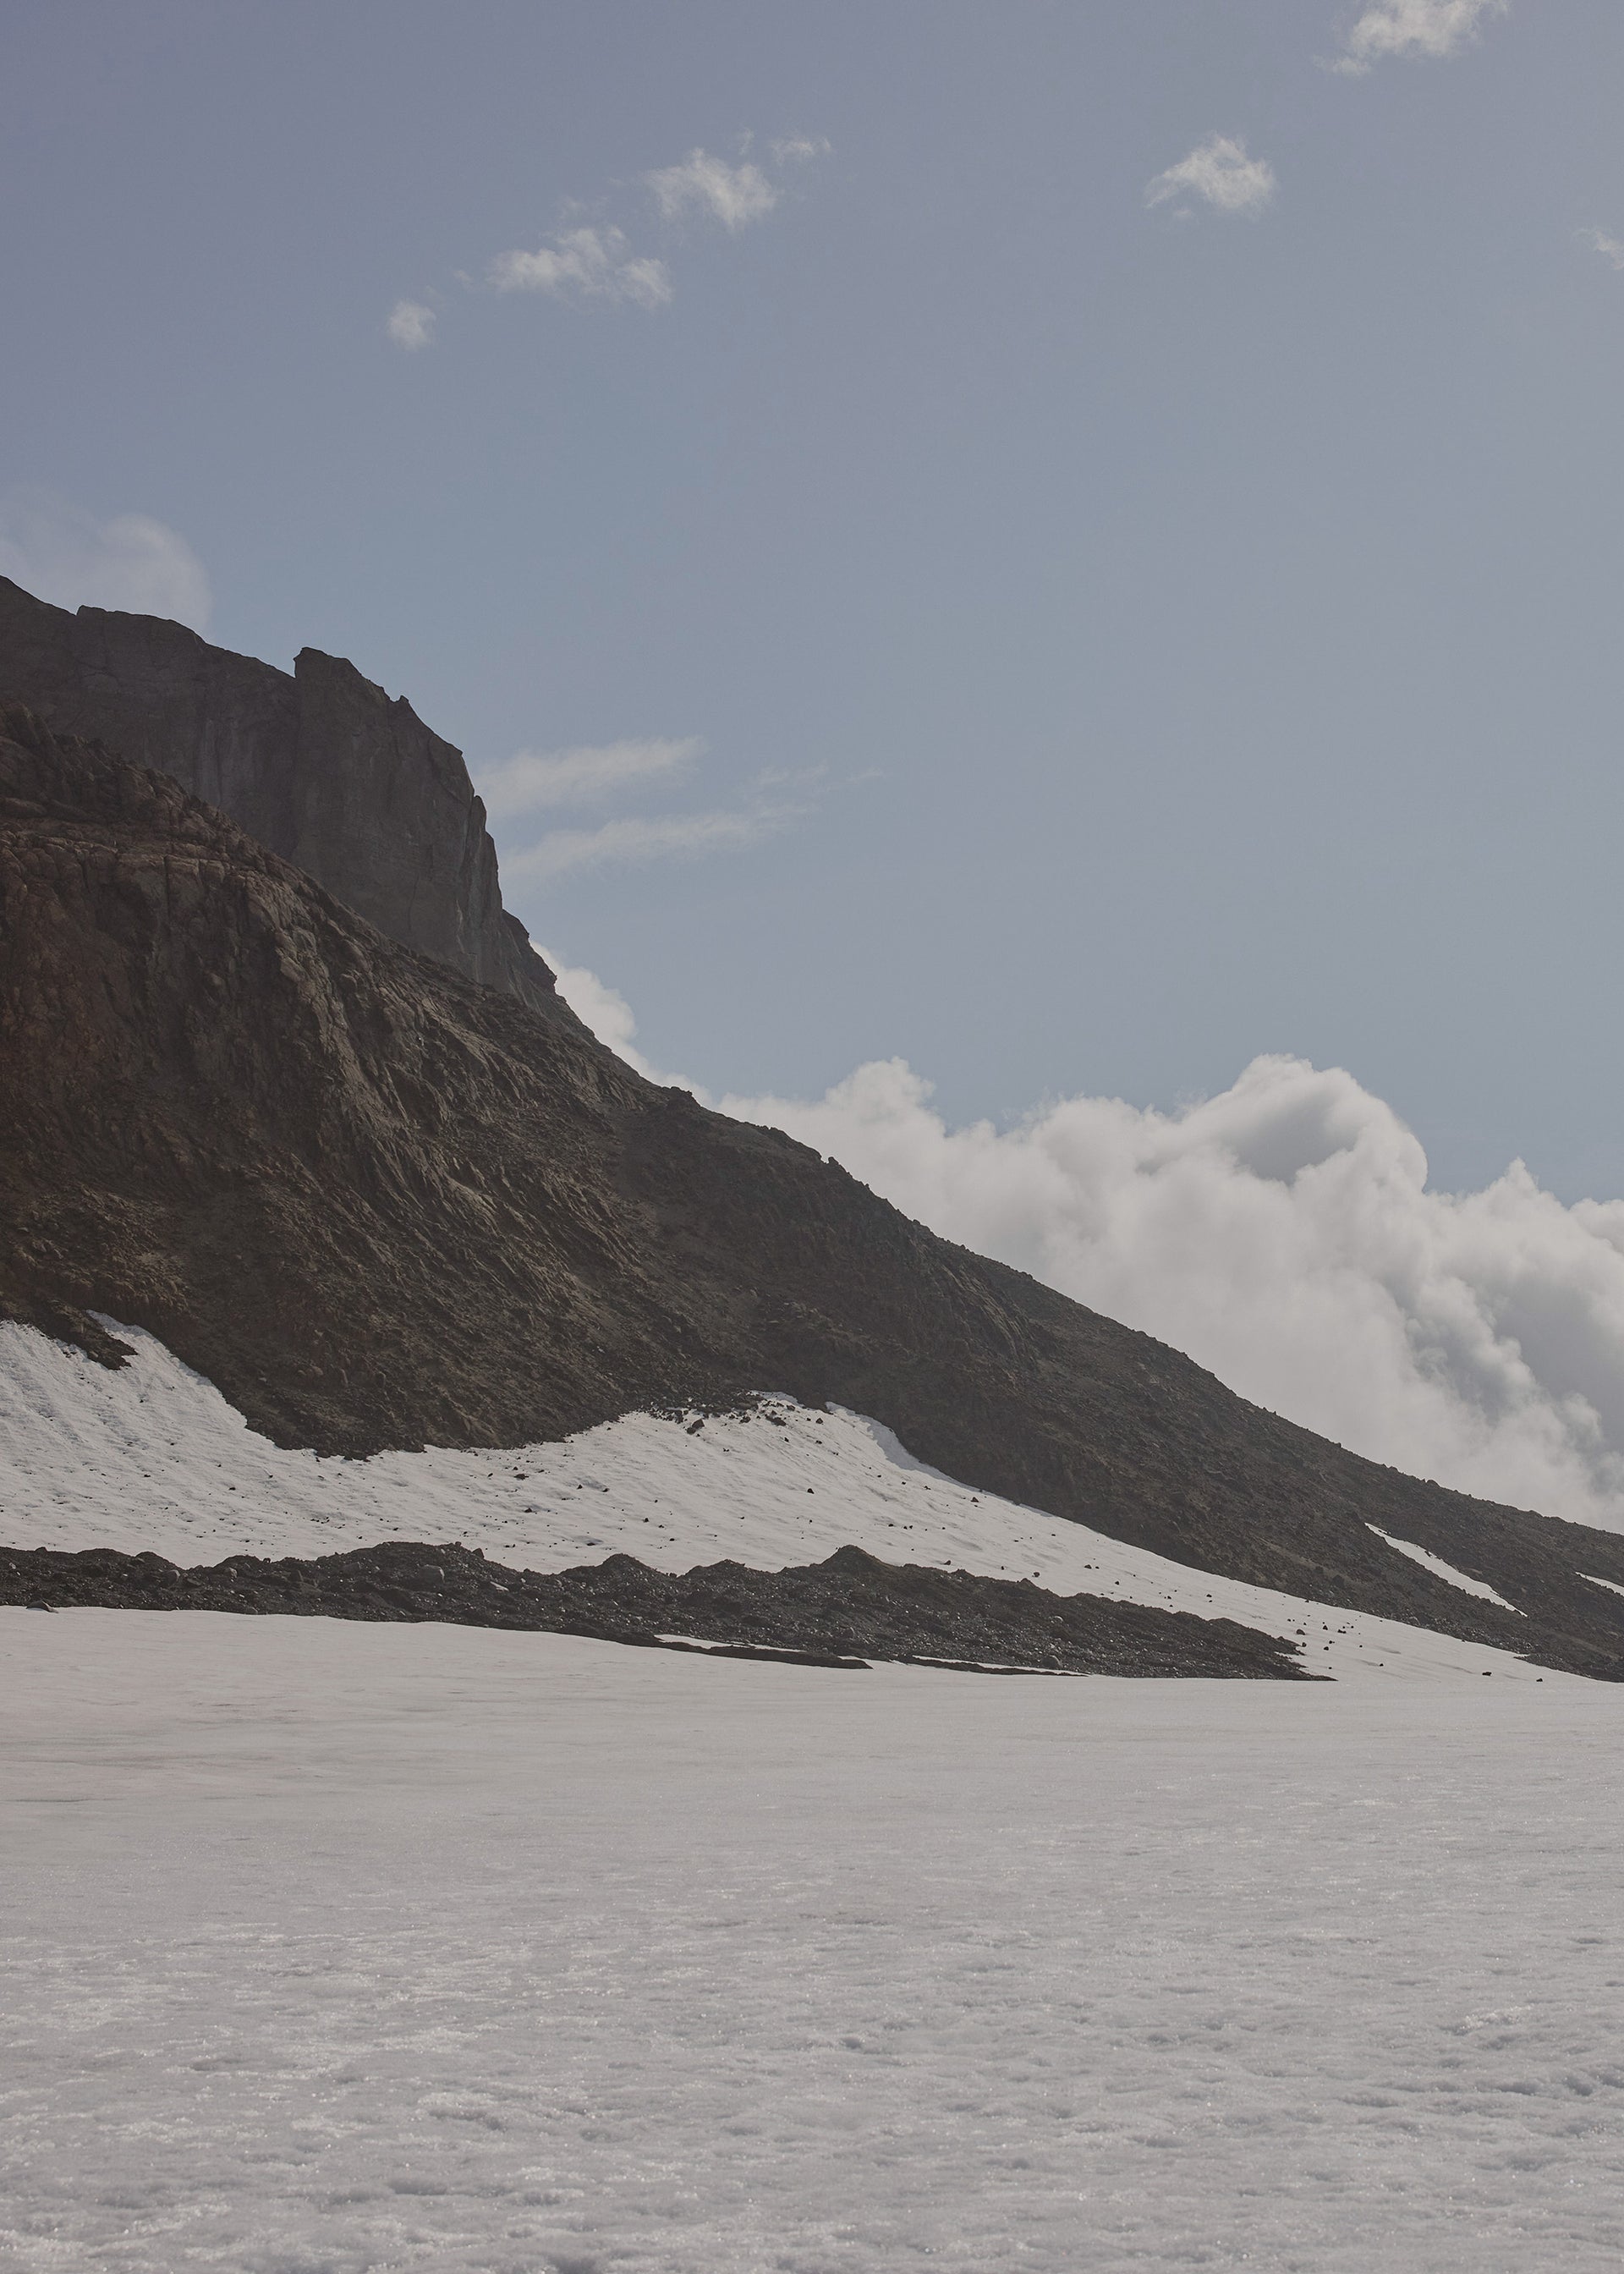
[[0, 574, 568, 1019], [5, 666, 1624, 1681]]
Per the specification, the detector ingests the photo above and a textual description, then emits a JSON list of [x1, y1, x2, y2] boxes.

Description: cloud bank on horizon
[[549, 956, 1624, 1534]]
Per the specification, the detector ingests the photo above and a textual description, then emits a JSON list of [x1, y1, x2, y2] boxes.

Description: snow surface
[[0, 1321, 1550, 1683], [1367, 1524, 1524, 1612], [3, 1610, 1623, 2273]]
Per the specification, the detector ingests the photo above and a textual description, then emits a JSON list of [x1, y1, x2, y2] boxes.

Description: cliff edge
[[0, 575, 567, 1020]]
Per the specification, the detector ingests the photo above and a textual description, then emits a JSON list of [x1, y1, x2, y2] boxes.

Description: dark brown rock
[[0, 1540, 1311, 1679], [0, 574, 568, 1019]]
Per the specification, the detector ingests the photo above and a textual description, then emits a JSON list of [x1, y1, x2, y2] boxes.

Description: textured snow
[[0, 1321, 1550, 1683], [3, 1611, 1622, 2273], [1367, 1523, 1524, 1612]]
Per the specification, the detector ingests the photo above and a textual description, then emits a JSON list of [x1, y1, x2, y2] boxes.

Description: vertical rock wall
[[0, 575, 565, 1019]]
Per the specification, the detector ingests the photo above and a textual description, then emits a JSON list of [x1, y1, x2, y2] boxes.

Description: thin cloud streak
[[1334, 0, 1509, 74], [477, 738, 703, 819], [1583, 228, 1624, 272], [1145, 136, 1276, 219], [507, 805, 797, 881]]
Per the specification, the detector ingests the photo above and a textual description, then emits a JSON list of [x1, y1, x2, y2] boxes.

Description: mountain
[[0, 575, 568, 1020], [6, 689, 1624, 1680]]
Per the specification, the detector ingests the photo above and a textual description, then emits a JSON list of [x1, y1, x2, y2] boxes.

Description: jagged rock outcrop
[[8, 706, 1624, 1680], [0, 574, 567, 1019], [0, 1541, 1309, 1680]]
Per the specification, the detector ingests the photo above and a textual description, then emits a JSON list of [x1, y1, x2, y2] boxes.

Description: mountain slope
[[6, 706, 1624, 1677]]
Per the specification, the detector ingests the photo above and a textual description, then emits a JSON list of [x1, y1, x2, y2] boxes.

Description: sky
[[3, 0, 1624, 1211]]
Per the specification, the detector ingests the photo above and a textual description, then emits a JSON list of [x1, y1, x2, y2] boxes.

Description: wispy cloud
[[645, 147, 778, 233], [1145, 135, 1276, 219], [476, 737, 702, 819], [387, 299, 436, 350], [1334, 0, 1509, 74], [488, 224, 672, 308], [0, 494, 211, 630], [771, 135, 832, 167], [506, 805, 795, 881], [1583, 227, 1624, 272]]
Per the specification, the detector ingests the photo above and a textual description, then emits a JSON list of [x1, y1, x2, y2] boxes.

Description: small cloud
[[387, 299, 436, 350], [771, 134, 832, 166], [645, 147, 778, 232], [476, 737, 702, 819], [489, 224, 672, 309], [506, 805, 797, 882], [1583, 227, 1624, 272], [0, 494, 211, 630], [1145, 135, 1276, 220], [1334, 0, 1509, 74]]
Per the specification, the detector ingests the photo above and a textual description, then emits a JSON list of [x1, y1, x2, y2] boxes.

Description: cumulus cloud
[[505, 806, 793, 882], [489, 224, 672, 309], [551, 958, 1624, 1533], [476, 737, 702, 820], [543, 950, 695, 1088], [387, 299, 436, 349], [1145, 136, 1276, 219], [0, 495, 211, 630], [1335, 0, 1509, 73], [1583, 228, 1624, 272], [645, 148, 778, 232]]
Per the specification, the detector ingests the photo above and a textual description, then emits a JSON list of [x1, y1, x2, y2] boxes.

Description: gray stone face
[[0, 574, 564, 1019]]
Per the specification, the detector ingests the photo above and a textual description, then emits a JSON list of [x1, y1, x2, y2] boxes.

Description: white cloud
[[506, 806, 794, 882], [1583, 228, 1624, 272], [547, 965, 1624, 1530], [540, 950, 651, 1073], [770, 135, 832, 166], [477, 738, 702, 819], [701, 1049, 1624, 1530], [540, 950, 697, 1089], [0, 496, 211, 630], [1145, 135, 1276, 219], [645, 148, 778, 233], [1335, 0, 1509, 73], [489, 225, 672, 309], [387, 299, 436, 350]]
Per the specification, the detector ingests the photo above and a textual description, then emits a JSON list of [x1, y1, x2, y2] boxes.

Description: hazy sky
[[4, 0, 1623, 1199]]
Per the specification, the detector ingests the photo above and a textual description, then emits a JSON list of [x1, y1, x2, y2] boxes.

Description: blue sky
[[4, 0, 1623, 1197]]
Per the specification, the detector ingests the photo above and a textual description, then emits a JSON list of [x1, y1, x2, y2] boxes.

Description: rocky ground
[[0, 1539, 1309, 1678]]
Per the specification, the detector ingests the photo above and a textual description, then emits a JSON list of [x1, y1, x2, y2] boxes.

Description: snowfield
[[0, 1321, 1557, 1684], [5, 1612, 1624, 2272]]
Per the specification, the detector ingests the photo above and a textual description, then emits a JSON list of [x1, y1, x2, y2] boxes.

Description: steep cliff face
[[0, 575, 566, 1019], [8, 706, 1624, 1679]]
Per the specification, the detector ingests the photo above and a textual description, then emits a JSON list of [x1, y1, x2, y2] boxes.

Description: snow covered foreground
[[6, 1612, 1624, 2272], [0, 1320, 1559, 1683]]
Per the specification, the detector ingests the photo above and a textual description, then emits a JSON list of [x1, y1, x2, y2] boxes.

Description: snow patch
[[0, 1320, 1551, 1684], [1367, 1524, 1523, 1612]]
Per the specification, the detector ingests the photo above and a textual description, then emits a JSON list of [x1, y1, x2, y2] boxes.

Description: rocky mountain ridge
[[7, 702, 1624, 1678]]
